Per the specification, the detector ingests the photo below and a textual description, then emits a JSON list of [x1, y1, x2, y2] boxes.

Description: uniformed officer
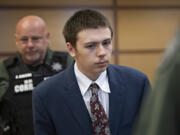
[[0, 15, 73, 135], [133, 27, 180, 135]]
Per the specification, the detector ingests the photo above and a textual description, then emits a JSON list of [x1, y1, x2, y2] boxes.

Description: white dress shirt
[[74, 63, 111, 117]]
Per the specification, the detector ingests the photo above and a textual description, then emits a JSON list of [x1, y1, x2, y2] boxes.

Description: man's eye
[[87, 45, 94, 48], [86, 44, 96, 48], [20, 38, 28, 42], [19, 37, 42, 43], [102, 40, 111, 46], [32, 37, 42, 41]]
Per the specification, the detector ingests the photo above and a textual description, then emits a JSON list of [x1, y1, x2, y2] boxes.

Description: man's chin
[[25, 56, 41, 65], [96, 66, 107, 74]]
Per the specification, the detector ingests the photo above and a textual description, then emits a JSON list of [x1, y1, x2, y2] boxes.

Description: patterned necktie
[[89, 83, 111, 135]]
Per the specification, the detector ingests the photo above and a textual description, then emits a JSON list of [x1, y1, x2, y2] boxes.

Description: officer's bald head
[[15, 16, 47, 35], [15, 15, 50, 66]]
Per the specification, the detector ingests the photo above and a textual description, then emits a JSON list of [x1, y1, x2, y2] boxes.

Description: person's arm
[[32, 90, 56, 135], [0, 62, 9, 101], [0, 61, 12, 134]]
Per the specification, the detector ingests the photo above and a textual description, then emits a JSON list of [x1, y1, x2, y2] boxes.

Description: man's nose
[[97, 45, 106, 57], [27, 38, 34, 47]]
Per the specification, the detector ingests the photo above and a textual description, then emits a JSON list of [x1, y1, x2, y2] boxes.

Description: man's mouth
[[96, 61, 108, 67], [26, 51, 37, 55]]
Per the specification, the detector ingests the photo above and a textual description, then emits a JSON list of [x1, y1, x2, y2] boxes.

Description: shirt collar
[[74, 63, 110, 96]]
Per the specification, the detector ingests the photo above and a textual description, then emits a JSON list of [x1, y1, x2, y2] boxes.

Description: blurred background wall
[[0, 0, 180, 83]]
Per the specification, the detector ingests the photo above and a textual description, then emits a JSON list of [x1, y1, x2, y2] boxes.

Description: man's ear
[[46, 32, 50, 41], [67, 42, 76, 58], [45, 32, 50, 46]]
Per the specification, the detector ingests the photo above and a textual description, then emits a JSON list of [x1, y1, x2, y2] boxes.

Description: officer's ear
[[45, 32, 50, 45], [67, 42, 76, 58], [45, 32, 50, 41]]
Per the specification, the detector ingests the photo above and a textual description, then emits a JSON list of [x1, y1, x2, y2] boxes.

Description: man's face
[[68, 27, 112, 80], [15, 22, 49, 66]]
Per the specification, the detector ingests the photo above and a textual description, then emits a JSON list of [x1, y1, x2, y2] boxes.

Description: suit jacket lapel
[[107, 65, 126, 135], [63, 65, 92, 135]]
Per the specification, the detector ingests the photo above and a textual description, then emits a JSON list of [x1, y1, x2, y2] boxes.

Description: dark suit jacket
[[33, 64, 150, 135]]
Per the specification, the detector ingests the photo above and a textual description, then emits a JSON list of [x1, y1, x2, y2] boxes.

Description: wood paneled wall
[[0, 0, 180, 83]]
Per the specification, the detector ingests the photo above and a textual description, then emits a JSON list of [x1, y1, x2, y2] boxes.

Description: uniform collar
[[44, 48, 53, 66]]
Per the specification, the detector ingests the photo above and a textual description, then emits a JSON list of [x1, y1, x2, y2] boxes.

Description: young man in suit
[[32, 9, 150, 135]]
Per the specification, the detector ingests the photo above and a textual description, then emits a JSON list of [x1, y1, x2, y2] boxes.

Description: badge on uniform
[[51, 62, 62, 72]]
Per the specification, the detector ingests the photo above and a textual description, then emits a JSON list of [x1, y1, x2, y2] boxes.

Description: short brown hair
[[63, 9, 113, 48]]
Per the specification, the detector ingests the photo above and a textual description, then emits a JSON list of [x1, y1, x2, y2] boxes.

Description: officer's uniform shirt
[[0, 48, 70, 135]]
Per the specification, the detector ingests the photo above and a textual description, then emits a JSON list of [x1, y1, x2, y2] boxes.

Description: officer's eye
[[20, 38, 28, 43], [19, 36, 42, 43], [32, 36, 42, 42]]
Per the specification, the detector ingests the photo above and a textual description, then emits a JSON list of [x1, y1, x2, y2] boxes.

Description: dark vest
[[1, 51, 68, 135]]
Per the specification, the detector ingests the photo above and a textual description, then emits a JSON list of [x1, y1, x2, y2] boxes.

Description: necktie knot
[[90, 83, 99, 96]]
